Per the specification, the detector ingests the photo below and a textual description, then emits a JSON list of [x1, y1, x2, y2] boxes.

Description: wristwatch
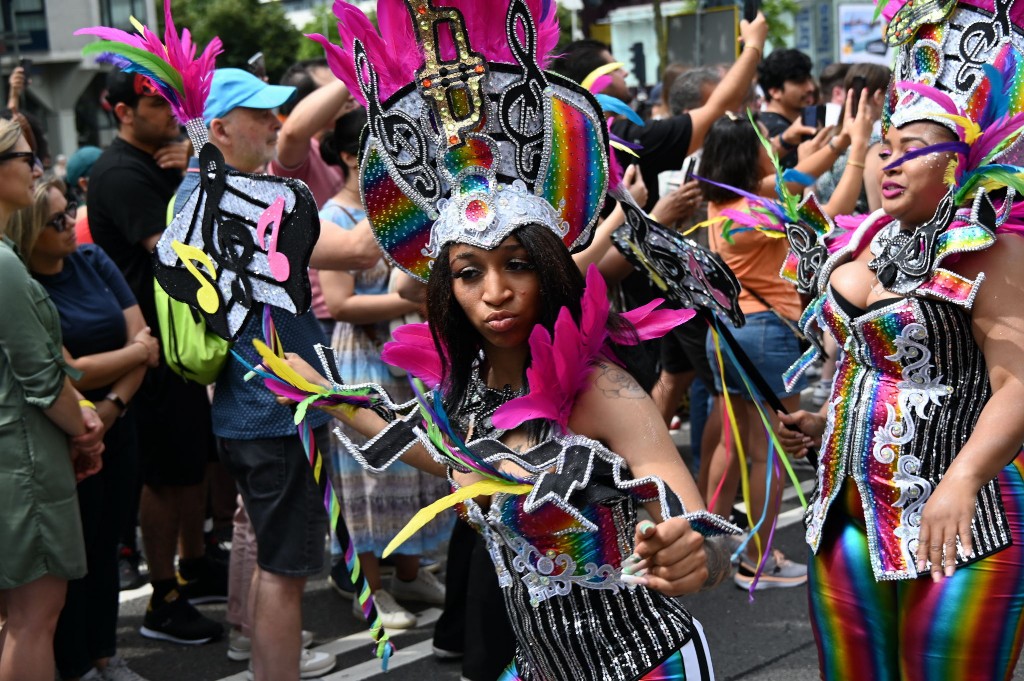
[[105, 391, 128, 416]]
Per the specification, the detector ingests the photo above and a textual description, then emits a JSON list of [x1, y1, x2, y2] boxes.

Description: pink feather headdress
[[308, 0, 559, 108], [76, 1, 222, 149]]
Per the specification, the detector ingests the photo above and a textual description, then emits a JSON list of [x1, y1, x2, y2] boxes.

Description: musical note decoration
[[610, 195, 745, 327], [153, 144, 320, 341]]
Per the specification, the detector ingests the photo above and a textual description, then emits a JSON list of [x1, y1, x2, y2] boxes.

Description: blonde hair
[[0, 118, 21, 155], [7, 176, 67, 262]]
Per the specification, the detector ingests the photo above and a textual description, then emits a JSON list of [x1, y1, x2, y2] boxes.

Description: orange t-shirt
[[706, 198, 802, 321]]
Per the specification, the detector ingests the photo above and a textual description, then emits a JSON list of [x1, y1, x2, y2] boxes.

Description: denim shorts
[[219, 425, 330, 577], [705, 311, 807, 400]]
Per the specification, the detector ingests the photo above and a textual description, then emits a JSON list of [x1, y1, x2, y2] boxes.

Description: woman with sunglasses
[[7, 176, 158, 681], [0, 120, 105, 681]]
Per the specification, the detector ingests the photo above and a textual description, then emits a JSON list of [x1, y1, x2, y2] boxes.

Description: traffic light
[[630, 42, 646, 87]]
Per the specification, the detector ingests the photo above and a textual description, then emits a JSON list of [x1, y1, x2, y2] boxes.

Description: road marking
[[214, 609, 442, 681], [322, 639, 436, 680], [732, 479, 815, 517]]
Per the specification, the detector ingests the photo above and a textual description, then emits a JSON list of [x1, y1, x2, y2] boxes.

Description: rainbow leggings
[[497, 618, 714, 680], [809, 457, 1024, 680]]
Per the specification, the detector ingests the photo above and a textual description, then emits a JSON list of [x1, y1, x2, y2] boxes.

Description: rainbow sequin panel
[[542, 95, 607, 251], [362, 143, 436, 281], [806, 295, 929, 577]]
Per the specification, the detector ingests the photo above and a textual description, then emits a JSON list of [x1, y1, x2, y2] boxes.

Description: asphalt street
[[112, 416, 1024, 681]]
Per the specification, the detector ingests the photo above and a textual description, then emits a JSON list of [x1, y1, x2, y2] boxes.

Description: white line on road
[[214, 609, 442, 681], [321, 639, 436, 680]]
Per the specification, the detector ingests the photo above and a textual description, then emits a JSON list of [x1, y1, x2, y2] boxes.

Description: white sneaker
[[389, 570, 446, 605], [352, 588, 417, 629], [245, 649, 336, 680], [229, 628, 315, 661], [100, 656, 150, 681]]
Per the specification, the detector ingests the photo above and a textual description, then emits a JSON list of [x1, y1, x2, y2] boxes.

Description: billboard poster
[[837, 4, 892, 64]]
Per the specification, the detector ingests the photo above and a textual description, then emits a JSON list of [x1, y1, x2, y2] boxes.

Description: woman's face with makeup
[[877, 121, 956, 228]]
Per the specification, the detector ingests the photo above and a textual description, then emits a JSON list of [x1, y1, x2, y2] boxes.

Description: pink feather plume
[[75, 1, 221, 125], [492, 266, 693, 432], [380, 322, 446, 389], [312, 0, 560, 107]]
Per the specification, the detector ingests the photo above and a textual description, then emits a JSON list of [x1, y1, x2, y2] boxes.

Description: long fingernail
[[932, 570, 942, 584], [638, 520, 656, 537], [916, 560, 926, 573], [620, 573, 648, 586], [945, 566, 954, 578], [622, 553, 642, 566], [622, 559, 649, 576]]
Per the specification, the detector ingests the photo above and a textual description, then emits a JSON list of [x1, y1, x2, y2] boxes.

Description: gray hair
[[668, 67, 721, 116]]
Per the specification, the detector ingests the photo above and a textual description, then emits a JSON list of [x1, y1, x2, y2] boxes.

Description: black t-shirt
[[611, 114, 693, 211], [88, 137, 182, 328], [758, 111, 798, 169]]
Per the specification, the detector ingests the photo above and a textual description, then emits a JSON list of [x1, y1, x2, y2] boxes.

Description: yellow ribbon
[[581, 62, 625, 91], [383, 480, 533, 558]]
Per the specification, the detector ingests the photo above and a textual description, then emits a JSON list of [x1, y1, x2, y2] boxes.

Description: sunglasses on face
[[133, 74, 161, 97], [0, 150, 41, 171], [47, 201, 78, 232]]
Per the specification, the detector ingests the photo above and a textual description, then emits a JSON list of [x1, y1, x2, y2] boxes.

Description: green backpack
[[154, 195, 231, 385], [154, 279, 231, 385]]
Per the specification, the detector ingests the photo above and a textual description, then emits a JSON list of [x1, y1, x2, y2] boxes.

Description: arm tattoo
[[701, 537, 734, 590], [594, 363, 647, 400]]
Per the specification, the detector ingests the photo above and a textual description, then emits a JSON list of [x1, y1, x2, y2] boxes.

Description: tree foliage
[[159, 0, 302, 82], [763, 0, 802, 49]]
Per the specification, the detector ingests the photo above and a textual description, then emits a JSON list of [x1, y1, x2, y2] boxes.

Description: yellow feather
[[252, 339, 329, 395], [610, 140, 639, 158], [129, 16, 146, 35]]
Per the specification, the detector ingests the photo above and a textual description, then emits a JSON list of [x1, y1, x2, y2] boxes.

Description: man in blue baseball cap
[[204, 67, 296, 126], [171, 67, 336, 680]]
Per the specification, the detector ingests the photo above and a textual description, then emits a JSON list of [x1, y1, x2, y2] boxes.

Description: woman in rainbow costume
[[776, 0, 1024, 676], [263, 0, 756, 678]]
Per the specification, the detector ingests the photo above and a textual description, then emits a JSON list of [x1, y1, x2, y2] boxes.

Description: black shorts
[[134, 365, 215, 486], [659, 320, 715, 389], [218, 425, 330, 577]]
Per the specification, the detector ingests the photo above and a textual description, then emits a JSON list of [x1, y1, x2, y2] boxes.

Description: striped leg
[[808, 482, 901, 681], [898, 457, 1024, 681]]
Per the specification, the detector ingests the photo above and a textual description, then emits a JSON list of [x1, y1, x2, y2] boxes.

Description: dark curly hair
[[757, 49, 813, 95], [698, 115, 764, 203]]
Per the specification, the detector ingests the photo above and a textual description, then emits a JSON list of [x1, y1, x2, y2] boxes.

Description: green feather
[[81, 41, 184, 93]]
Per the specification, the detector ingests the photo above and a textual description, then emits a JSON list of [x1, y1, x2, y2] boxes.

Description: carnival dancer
[[775, 0, 1024, 676], [263, 0, 750, 678]]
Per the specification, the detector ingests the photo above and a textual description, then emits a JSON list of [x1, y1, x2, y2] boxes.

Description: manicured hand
[[628, 518, 707, 596], [916, 472, 981, 581]]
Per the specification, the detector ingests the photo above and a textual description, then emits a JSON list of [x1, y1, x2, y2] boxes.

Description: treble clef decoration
[[498, 0, 549, 183], [955, 0, 1013, 92]]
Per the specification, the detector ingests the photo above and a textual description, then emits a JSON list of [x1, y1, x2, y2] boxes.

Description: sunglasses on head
[[47, 201, 78, 232], [133, 74, 161, 98], [0, 150, 42, 170]]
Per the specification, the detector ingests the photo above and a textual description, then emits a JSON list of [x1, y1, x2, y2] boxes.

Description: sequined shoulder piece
[[869, 191, 1000, 309]]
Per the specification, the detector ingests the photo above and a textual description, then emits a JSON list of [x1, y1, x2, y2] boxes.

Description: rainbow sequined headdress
[[311, 0, 609, 282], [882, 0, 1024, 164]]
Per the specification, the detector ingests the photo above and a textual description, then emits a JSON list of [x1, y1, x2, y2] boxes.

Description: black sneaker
[[178, 572, 228, 605], [327, 559, 356, 600], [178, 556, 228, 605], [118, 546, 148, 591], [140, 591, 224, 645]]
